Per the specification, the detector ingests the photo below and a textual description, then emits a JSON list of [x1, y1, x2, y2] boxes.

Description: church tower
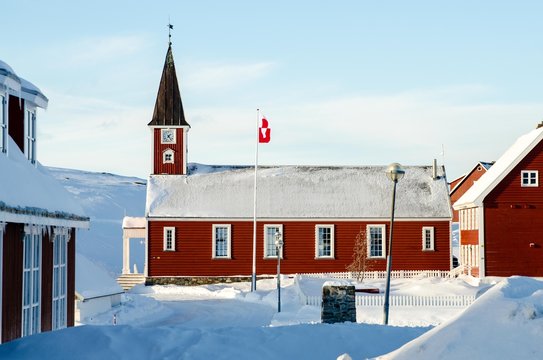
[[148, 41, 190, 175]]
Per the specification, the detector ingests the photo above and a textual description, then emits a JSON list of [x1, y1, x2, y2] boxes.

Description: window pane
[[215, 227, 228, 257], [266, 227, 279, 257], [318, 227, 331, 257], [370, 227, 383, 257]]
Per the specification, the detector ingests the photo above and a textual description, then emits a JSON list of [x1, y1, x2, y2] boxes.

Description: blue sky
[[4, 1, 543, 180]]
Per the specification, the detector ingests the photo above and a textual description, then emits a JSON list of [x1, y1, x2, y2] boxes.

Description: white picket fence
[[299, 270, 454, 280], [294, 272, 476, 309], [299, 293, 475, 308]]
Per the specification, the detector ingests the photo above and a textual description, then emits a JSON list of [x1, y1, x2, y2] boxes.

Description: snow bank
[[147, 165, 451, 219], [379, 277, 543, 359]]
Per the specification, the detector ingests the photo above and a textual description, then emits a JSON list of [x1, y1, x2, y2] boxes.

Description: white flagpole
[[251, 108, 260, 291]]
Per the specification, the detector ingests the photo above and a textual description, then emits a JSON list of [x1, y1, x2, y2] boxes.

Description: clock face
[[161, 129, 176, 144]]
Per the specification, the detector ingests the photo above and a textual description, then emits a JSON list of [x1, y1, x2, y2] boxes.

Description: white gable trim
[[454, 128, 543, 210]]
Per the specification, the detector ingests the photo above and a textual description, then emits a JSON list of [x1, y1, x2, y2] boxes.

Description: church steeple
[[149, 32, 190, 176], [148, 44, 189, 127]]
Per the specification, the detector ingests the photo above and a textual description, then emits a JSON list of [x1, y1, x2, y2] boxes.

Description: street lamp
[[383, 163, 405, 325], [275, 230, 284, 313]]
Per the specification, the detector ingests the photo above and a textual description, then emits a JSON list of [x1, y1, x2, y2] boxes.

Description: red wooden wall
[[483, 140, 543, 276], [450, 165, 487, 222], [153, 128, 185, 175], [2, 223, 23, 343], [147, 220, 451, 277]]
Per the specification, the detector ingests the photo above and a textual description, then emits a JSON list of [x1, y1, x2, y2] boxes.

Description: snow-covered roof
[[76, 253, 123, 300], [0, 138, 89, 227], [454, 127, 543, 210], [123, 216, 146, 229], [0, 59, 48, 109], [147, 165, 452, 219]]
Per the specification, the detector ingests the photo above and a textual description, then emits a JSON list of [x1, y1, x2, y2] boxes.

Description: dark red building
[[454, 125, 543, 277], [0, 60, 89, 343], [144, 45, 453, 281]]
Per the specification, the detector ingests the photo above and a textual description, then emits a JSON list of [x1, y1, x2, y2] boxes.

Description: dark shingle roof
[[148, 45, 189, 127]]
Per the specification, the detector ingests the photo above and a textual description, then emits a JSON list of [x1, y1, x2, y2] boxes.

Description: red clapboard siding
[[153, 128, 185, 175], [8, 96, 25, 153], [483, 140, 543, 276], [148, 220, 450, 277], [2, 223, 24, 343]]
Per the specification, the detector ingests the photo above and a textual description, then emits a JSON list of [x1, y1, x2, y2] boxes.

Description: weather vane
[[168, 21, 173, 46]]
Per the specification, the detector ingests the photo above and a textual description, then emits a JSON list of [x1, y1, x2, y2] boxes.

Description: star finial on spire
[[168, 22, 173, 46]]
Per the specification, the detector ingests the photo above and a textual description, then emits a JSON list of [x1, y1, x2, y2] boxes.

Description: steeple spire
[[148, 25, 189, 127]]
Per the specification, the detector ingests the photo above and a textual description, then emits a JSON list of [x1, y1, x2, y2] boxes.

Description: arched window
[[163, 148, 175, 164]]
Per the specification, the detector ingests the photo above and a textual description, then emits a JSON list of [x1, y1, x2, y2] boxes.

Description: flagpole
[[251, 108, 260, 292]]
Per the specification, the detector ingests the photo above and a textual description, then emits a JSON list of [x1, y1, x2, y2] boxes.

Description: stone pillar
[[321, 282, 356, 324]]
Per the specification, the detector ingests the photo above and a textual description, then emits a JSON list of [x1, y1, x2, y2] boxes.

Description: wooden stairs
[[117, 273, 146, 291]]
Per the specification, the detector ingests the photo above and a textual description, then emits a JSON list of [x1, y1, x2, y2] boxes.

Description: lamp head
[[386, 163, 405, 182]]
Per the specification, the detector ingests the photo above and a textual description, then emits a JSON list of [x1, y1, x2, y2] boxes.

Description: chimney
[[432, 159, 438, 180], [537, 121, 543, 129]]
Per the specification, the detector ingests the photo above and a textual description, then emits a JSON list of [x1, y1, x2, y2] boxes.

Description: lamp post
[[275, 230, 284, 313], [383, 162, 405, 325]]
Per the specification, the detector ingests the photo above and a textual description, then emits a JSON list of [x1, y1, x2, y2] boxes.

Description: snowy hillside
[[47, 167, 147, 276]]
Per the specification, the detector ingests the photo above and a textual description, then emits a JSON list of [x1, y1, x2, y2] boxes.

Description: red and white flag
[[258, 117, 271, 143]]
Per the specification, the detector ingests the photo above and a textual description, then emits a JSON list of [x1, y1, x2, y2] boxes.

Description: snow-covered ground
[[5, 275, 543, 359]]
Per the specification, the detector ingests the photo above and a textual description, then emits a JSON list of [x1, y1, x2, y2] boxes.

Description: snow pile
[[147, 165, 451, 219], [0, 59, 48, 108], [379, 277, 543, 359]]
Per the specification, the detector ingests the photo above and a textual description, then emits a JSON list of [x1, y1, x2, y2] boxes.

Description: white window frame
[[52, 228, 69, 330], [315, 225, 334, 259], [22, 226, 42, 337], [263, 224, 283, 259], [161, 128, 177, 144], [422, 226, 435, 251], [163, 148, 175, 164], [24, 107, 37, 164], [163, 227, 176, 251], [521, 170, 538, 187], [212, 224, 232, 259], [367, 224, 386, 259], [0, 94, 6, 154]]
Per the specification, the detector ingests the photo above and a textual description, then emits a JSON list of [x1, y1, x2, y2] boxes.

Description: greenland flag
[[259, 117, 271, 143]]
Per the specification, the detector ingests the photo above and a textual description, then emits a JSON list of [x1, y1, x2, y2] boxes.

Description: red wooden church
[[454, 124, 543, 277], [144, 45, 453, 282], [0, 60, 89, 343]]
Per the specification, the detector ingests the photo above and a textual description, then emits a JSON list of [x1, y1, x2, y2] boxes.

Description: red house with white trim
[[0, 60, 89, 343], [449, 161, 493, 224], [454, 124, 543, 277], [144, 45, 453, 282]]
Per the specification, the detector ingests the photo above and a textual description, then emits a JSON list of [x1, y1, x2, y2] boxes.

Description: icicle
[[0, 221, 5, 233]]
